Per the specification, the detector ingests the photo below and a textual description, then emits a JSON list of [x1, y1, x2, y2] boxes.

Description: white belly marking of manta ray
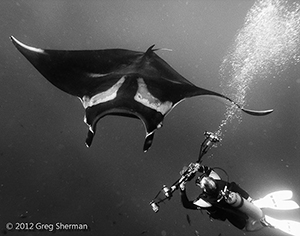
[[87, 72, 110, 78], [80, 76, 126, 109], [134, 78, 172, 115]]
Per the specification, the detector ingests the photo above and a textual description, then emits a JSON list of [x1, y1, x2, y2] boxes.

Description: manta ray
[[11, 36, 273, 152]]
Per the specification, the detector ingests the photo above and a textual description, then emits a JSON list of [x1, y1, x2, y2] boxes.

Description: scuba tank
[[226, 191, 264, 221]]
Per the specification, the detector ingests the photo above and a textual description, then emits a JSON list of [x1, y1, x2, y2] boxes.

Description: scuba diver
[[179, 165, 269, 231], [150, 131, 300, 236]]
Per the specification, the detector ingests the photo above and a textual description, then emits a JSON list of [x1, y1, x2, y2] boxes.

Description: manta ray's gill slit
[[215, 0, 300, 137]]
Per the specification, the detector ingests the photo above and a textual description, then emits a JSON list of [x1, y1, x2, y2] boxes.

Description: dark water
[[1, 1, 300, 236]]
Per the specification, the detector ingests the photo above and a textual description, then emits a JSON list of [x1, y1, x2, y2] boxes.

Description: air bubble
[[216, 0, 300, 137]]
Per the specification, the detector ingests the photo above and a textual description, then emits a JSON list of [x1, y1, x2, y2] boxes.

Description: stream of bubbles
[[215, 0, 300, 138]]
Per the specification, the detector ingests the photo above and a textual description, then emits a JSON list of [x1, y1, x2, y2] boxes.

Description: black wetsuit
[[180, 179, 251, 230]]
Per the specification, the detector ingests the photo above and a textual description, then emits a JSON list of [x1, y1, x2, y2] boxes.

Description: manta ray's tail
[[240, 107, 273, 116]]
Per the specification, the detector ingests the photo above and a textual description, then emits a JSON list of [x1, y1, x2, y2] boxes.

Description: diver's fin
[[255, 199, 299, 210], [253, 190, 299, 210], [265, 190, 293, 200], [264, 215, 300, 236]]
